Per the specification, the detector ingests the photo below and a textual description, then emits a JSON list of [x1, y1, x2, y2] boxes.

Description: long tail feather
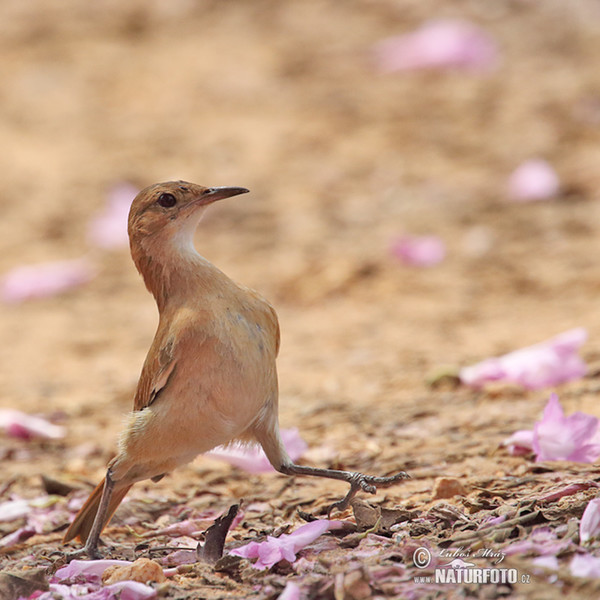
[[63, 478, 132, 544]]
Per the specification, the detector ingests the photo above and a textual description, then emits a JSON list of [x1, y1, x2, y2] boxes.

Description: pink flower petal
[[103, 580, 157, 599], [460, 358, 505, 387], [540, 482, 598, 503], [0, 409, 65, 440], [480, 514, 507, 528], [230, 520, 343, 570], [580, 499, 600, 543], [0, 498, 30, 522], [533, 394, 600, 463], [162, 548, 198, 567], [504, 526, 570, 557], [0, 494, 78, 548], [206, 428, 307, 473], [552, 327, 588, 354], [55, 559, 133, 584], [390, 235, 446, 267], [33, 580, 157, 600], [0, 526, 35, 548], [150, 506, 243, 541], [505, 395, 600, 465], [143, 516, 214, 539], [277, 581, 302, 600], [460, 328, 587, 390], [532, 555, 558, 570], [28, 504, 70, 535], [1, 258, 96, 303], [87, 183, 138, 249], [570, 553, 600, 578], [507, 159, 560, 202], [374, 20, 498, 73], [34, 583, 92, 600], [502, 429, 534, 456]]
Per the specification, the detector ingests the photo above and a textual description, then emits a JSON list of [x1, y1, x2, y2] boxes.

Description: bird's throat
[[131, 234, 221, 313]]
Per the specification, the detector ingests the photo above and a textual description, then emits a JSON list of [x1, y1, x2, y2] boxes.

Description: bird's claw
[[64, 546, 103, 562], [327, 470, 410, 517], [65, 539, 106, 561], [85, 546, 105, 560]]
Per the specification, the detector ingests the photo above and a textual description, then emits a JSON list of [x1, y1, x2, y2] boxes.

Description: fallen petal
[[0, 498, 30, 522], [141, 514, 220, 539], [230, 540, 261, 561], [480, 514, 507, 528], [507, 159, 560, 202], [38, 579, 157, 600], [103, 580, 157, 599], [230, 520, 343, 570], [0, 409, 65, 440], [504, 526, 570, 557], [533, 394, 600, 463], [1, 258, 96, 303], [55, 559, 133, 584], [580, 499, 600, 543], [287, 520, 339, 550], [374, 19, 498, 73], [148, 519, 201, 538], [532, 555, 558, 570], [35, 583, 92, 600], [88, 183, 138, 249], [278, 581, 302, 600], [390, 235, 446, 267], [28, 505, 70, 535], [570, 553, 600, 578], [502, 430, 534, 456], [460, 328, 587, 390], [0, 526, 35, 548], [162, 548, 198, 567], [540, 482, 598, 503], [459, 358, 505, 388]]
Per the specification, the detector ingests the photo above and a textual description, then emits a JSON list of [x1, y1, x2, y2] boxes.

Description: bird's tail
[[63, 477, 132, 544]]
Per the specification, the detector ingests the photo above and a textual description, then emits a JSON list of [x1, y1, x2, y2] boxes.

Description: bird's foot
[[84, 544, 105, 560], [327, 471, 410, 517], [62, 547, 100, 562], [62, 540, 106, 562]]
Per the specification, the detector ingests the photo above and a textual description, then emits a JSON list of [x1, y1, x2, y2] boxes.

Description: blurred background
[[1, 0, 600, 517]]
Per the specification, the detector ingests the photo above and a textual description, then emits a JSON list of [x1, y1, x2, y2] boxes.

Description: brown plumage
[[63, 181, 408, 557]]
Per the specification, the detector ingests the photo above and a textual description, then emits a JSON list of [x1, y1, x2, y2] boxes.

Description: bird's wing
[[133, 333, 178, 412], [244, 286, 281, 357], [266, 302, 281, 356], [133, 312, 210, 412]]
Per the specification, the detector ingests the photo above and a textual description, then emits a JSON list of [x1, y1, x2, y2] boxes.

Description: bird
[[63, 180, 409, 558]]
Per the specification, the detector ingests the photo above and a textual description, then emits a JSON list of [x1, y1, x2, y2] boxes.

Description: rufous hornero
[[63, 181, 409, 558]]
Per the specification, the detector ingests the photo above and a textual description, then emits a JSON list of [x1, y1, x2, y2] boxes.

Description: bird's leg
[[278, 463, 410, 516], [256, 424, 409, 515], [83, 469, 116, 559]]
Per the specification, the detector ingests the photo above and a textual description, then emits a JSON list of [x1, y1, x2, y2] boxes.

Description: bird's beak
[[199, 186, 249, 205]]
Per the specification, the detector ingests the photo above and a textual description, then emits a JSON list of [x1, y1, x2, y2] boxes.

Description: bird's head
[[128, 180, 249, 256]]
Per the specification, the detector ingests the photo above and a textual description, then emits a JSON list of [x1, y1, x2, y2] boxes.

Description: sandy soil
[[2, 1, 600, 599]]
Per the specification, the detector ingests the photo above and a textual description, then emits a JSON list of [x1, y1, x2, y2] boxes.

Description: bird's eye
[[157, 192, 177, 208]]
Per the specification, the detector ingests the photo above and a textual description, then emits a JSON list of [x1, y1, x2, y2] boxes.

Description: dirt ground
[[2, 1, 600, 598]]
